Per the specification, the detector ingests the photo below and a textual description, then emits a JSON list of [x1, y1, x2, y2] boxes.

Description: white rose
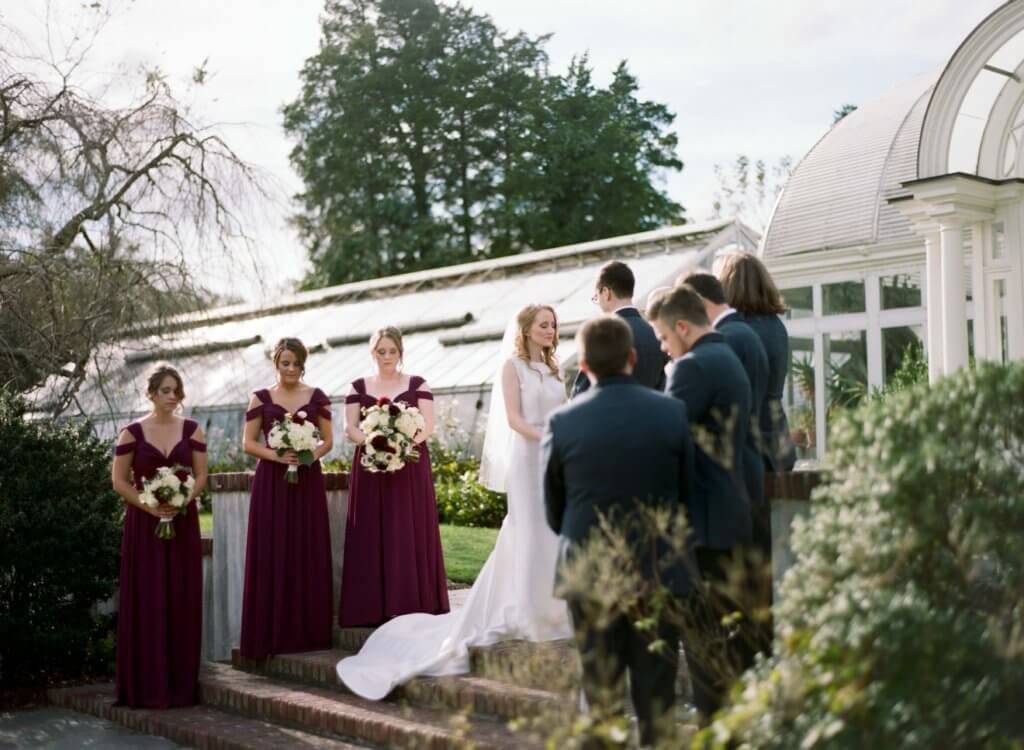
[[296, 410, 308, 419], [395, 412, 418, 438], [139, 490, 158, 508]]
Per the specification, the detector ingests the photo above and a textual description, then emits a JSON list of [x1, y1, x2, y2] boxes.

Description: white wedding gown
[[336, 358, 572, 700]]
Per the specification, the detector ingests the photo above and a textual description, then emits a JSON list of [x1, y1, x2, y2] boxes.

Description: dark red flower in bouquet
[[370, 434, 395, 453], [377, 396, 391, 406], [388, 403, 402, 417], [174, 469, 190, 484], [291, 411, 307, 425]]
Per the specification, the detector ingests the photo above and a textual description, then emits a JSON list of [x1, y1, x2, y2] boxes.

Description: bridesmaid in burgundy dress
[[339, 326, 449, 627], [239, 337, 334, 658], [111, 365, 207, 708]]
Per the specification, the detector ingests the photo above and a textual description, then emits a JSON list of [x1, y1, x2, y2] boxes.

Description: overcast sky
[[1, 0, 1007, 299]]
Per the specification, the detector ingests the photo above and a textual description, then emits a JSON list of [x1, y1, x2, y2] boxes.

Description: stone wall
[[198, 469, 822, 660]]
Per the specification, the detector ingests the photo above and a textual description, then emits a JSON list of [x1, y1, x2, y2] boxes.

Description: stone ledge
[[209, 471, 349, 493], [766, 470, 824, 502]]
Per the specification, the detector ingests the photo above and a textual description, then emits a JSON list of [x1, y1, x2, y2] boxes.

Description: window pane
[[786, 336, 816, 460], [825, 330, 867, 438], [996, 278, 1009, 363], [882, 326, 925, 385], [880, 272, 923, 310], [993, 222, 1007, 260], [782, 286, 813, 319], [823, 281, 865, 315]]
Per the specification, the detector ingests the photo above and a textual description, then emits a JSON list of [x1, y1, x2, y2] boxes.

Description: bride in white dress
[[336, 304, 573, 700]]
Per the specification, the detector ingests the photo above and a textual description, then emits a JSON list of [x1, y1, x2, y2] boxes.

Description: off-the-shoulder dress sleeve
[[185, 419, 207, 453], [311, 388, 333, 420], [245, 389, 271, 421], [114, 422, 142, 455]]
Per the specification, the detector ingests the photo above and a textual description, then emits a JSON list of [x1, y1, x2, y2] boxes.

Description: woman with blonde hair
[[338, 326, 449, 627], [337, 305, 572, 699]]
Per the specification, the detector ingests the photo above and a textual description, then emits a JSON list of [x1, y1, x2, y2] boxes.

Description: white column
[[939, 221, 969, 373], [924, 231, 944, 383], [971, 221, 990, 362]]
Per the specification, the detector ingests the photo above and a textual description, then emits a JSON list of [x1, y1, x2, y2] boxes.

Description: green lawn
[[197, 512, 496, 585], [440, 523, 498, 584]]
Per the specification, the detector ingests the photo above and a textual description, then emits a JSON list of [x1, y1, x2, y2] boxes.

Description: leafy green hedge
[[0, 390, 122, 688], [430, 442, 506, 529], [696, 361, 1024, 749]]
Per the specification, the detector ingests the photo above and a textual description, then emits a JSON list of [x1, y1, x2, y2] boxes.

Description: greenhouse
[[46, 219, 756, 459], [761, 0, 1024, 461]]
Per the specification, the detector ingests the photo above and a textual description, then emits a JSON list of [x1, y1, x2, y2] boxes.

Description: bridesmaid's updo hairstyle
[[146, 364, 185, 401], [514, 304, 561, 378], [717, 252, 787, 316], [369, 326, 404, 363], [272, 337, 308, 373]]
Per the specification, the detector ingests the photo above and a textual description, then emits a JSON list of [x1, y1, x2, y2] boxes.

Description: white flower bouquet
[[138, 465, 196, 540], [267, 410, 320, 484], [358, 396, 426, 474]]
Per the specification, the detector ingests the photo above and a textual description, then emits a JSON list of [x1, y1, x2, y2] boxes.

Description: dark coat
[[665, 332, 753, 549], [543, 376, 696, 597], [572, 308, 667, 397]]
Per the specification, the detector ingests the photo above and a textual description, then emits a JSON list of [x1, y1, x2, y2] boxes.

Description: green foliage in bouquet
[[0, 389, 122, 687], [695, 361, 1024, 749]]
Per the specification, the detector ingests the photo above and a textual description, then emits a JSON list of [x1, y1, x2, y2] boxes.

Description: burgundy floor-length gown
[[339, 376, 450, 627], [115, 419, 204, 708], [239, 387, 334, 659]]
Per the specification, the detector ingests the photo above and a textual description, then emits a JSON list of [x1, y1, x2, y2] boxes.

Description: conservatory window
[[786, 336, 816, 461], [882, 325, 925, 384], [822, 281, 865, 315], [824, 330, 868, 436], [880, 272, 922, 310], [948, 27, 1024, 174], [995, 278, 1009, 363], [782, 286, 813, 319], [992, 221, 1007, 261]]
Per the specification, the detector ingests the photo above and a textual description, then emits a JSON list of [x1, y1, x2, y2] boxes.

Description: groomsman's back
[[648, 287, 753, 551]]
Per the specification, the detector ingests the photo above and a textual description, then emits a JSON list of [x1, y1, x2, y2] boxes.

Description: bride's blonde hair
[[513, 304, 560, 378]]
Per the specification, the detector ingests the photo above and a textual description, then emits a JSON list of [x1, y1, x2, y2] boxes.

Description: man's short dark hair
[[680, 272, 727, 305], [578, 315, 634, 379], [646, 285, 710, 327], [596, 261, 635, 299]]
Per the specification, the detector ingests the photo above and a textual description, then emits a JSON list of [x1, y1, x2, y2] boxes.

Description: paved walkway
[[0, 708, 186, 748]]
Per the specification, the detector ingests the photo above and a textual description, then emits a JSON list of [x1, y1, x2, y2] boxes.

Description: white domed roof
[[762, 71, 939, 259]]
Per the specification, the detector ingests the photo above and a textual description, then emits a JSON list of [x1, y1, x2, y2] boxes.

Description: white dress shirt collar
[[712, 306, 738, 329]]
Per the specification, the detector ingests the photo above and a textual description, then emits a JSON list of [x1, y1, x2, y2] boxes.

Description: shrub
[[696, 361, 1024, 749], [0, 389, 122, 688], [430, 441, 507, 528]]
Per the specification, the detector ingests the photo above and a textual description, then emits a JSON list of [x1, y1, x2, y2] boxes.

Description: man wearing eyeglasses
[[571, 261, 668, 398]]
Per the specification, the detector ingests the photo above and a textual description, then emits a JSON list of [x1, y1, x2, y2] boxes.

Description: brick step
[[335, 626, 580, 692], [233, 648, 571, 722], [199, 661, 541, 750], [469, 639, 580, 692], [47, 683, 364, 750]]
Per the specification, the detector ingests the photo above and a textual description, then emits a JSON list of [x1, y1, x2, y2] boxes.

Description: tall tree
[[285, 0, 684, 286]]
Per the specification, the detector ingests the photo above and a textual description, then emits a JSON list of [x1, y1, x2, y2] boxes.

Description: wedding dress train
[[336, 357, 571, 700]]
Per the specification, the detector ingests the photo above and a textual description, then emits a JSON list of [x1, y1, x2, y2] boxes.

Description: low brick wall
[[199, 469, 825, 660]]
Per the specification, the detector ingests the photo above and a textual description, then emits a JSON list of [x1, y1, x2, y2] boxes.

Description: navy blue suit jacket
[[666, 332, 753, 549], [744, 313, 797, 472], [543, 376, 697, 597], [715, 311, 768, 507], [572, 308, 667, 397]]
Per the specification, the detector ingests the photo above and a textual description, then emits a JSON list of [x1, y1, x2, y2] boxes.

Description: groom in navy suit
[[647, 284, 755, 721], [571, 261, 668, 397], [544, 315, 697, 747]]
